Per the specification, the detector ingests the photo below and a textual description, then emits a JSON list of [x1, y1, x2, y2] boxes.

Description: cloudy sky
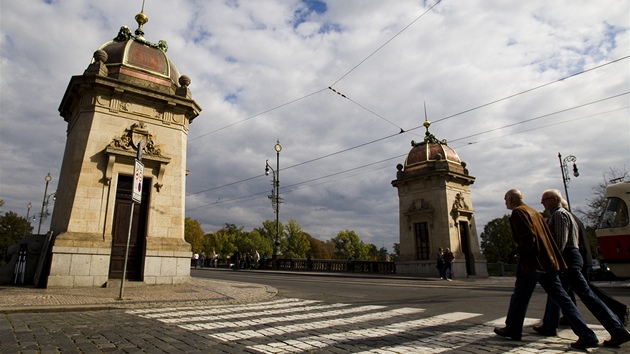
[[1, 0, 628, 252]]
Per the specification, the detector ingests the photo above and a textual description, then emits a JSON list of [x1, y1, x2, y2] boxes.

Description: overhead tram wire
[[449, 105, 629, 149], [328, 87, 405, 131], [188, 102, 623, 212], [187, 155, 404, 211], [188, 88, 328, 142], [329, 0, 442, 87], [430, 55, 630, 125], [189, 2, 442, 142], [449, 92, 630, 143], [186, 93, 626, 207]]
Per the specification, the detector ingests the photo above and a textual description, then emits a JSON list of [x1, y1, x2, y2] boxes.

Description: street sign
[[132, 159, 144, 203]]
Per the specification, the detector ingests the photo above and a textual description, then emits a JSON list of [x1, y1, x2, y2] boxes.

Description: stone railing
[[266, 258, 396, 274], [201, 257, 396, 274], [197, 258, 516, 277]]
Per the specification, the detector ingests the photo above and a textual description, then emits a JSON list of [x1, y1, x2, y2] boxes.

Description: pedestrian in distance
[[193, 253, 199, 268], [493, 189, 599, 350], [199, 252, 205, 268], [436, 247, 445, 280], [534, 189, 630, 348], [253, 250, 260, 269], [443, 247, 454, 281]]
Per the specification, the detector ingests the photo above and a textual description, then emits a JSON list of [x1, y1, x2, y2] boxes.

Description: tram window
[[598, 197, 629, 229]]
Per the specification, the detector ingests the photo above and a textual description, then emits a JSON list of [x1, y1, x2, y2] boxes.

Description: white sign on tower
[[132, 159, 144, 203]]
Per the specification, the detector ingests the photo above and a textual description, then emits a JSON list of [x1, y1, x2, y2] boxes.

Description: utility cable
[[189, 1, 442, 141], [186, 92, 627, 200], [188, 88, 328, 142], [431, 55, 630, 124], [329, 0, 442, 87]]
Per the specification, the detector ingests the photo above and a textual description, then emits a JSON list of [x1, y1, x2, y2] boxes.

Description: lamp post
[[265, 140, 282, 269], [25, 202, 32, 236], [38, 173, 52, 234], [558, 153, 579, 212], [26, 202, 32, 223]]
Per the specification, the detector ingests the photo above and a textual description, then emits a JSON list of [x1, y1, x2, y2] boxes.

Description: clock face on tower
[[275, 143, 282, 152]]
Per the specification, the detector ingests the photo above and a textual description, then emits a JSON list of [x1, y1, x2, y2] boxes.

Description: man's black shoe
[[494, 327, 521, 341], [570, 339, 599, 350], [532, 326, 557, 337], [603, 330, 630, 347]]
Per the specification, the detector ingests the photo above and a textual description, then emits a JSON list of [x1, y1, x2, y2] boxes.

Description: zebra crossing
[[126, 298, 610, 353]]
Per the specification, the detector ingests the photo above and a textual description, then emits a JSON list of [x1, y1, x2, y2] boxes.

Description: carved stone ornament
[[114, 25, 169, 53], [452, 193, 470, 211], [109, 122, 162, 157], [407, 198, 434, 213], [104, 123, 171, 192]]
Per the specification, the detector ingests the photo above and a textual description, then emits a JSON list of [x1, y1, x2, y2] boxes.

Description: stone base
[[46, 233, 192, 288]]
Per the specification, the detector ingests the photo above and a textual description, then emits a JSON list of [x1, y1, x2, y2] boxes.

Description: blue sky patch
[[294, 0, 327, 28]]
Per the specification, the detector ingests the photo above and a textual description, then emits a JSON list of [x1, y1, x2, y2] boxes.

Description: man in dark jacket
[[534, 189, 630, 348], [494, 189, 598, 350]]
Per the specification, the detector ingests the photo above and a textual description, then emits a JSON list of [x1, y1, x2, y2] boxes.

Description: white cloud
[[1, 0, 628, 251]]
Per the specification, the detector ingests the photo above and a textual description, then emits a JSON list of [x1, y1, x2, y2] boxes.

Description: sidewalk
[[0, 273, 277, 313], [1, 267, 626, 313]]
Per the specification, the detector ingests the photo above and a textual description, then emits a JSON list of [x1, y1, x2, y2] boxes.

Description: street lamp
[[26, 202, 32, 222], [25, 202, 32, 236], [265, 140, 282, 268], [558, 153, 579, 212], [38, 173, 52, 234]]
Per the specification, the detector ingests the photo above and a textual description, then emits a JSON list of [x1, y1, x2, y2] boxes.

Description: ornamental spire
[[411, 102, 448, 147]]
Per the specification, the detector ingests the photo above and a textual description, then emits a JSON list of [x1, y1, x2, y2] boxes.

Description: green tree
[[364, 243, 380, 261], [206, 227, 236, 258], [331, 229, 367, 260], [239, 229, 272, 257], [184, 217, 204, 254], [256, 219, 285, 255], [480, 214, 516, 264], [0, 211, 33, 265], [283, 218, 310, 258]]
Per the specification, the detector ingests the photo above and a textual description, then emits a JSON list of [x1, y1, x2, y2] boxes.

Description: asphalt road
[[193, 267, 630, 326]]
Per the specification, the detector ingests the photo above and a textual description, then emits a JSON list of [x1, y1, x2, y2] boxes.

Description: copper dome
[[400, 120, 467, 175], [96, 13, 180, 93], [405, 140, 461, 172]]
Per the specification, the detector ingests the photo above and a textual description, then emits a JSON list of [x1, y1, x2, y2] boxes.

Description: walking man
[[534, 189, 630, 347], [494, 189, 599, 349]]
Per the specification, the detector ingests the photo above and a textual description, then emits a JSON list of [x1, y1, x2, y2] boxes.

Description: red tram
[[596, 181, 630, 279]]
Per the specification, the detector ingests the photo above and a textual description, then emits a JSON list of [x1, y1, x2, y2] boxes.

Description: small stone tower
[[391, 119, 487, 278], [46, 10, 201, 287]]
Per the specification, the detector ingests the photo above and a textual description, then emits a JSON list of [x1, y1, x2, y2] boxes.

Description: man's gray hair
[[543, 189, 566, 205]]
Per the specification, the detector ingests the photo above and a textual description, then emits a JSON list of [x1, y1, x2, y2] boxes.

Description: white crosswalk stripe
[[248, 312, 480, 354], [208, 306, 423, 341], [126, 298, 612, 353]]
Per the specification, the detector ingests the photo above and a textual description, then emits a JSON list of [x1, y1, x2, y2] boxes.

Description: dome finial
[[135, 0, 149, 39], [423, 101, 431, 133]]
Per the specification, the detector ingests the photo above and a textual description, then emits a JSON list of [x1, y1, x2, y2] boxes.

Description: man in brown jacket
[[494, 189, 599, 349]]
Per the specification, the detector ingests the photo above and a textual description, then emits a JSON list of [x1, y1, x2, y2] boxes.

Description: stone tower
[[46, 10, 201, 287], [391, 119, 487, 278]]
